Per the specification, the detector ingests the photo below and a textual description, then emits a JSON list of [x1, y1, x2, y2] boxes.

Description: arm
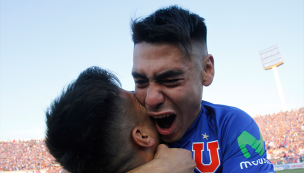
[[127, 144, 196, 173]]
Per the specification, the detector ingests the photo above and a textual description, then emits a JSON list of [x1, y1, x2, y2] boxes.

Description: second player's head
[[46, 66, 159, 173]]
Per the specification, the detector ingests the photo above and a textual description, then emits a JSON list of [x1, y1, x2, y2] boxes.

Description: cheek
[[177, 83, 202, 112], [135, 89, 146, 105], [174, 83, 200, 102]]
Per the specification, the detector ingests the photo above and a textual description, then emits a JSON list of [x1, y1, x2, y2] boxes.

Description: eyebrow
[[155, 69, 184, 80], [132, 69, 184, 80], [132, 72, 147, 79]]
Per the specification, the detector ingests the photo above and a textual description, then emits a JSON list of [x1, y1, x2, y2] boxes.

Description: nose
[[145, 83, 164, 108]]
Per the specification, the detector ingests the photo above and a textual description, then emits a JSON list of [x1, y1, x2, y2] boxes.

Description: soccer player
[[45, 66, 195, 173], [130, 5, 275, 172]]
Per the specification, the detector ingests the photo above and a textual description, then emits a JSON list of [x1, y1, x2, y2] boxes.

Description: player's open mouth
[[154, 114, 176, 129]]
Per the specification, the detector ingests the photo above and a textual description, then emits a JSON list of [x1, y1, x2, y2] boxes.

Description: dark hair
[[45, 66, 134, 173], [131, 5, 207, 54]]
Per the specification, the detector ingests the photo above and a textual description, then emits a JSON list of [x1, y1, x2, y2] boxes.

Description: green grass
[[276, 169, 304, 173]]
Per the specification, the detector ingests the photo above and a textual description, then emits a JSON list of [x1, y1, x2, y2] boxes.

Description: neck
[[116, 153, 145, 173]]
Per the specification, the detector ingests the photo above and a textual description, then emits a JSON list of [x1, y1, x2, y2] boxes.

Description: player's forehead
[[133, 42, 188, 61], [132, 42, 192, 78], [119, 89, 146, 111], [119, 89, 135, 101]]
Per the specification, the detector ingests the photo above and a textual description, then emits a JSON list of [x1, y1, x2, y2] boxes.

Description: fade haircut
[[45, 66, 134, 173], [131, 5, 207, 55]]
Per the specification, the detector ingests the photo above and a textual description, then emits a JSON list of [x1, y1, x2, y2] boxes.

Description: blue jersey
[[169, 101, 275, 173]]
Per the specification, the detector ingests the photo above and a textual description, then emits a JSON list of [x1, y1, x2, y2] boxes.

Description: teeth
[[154, 114, 172, 119]]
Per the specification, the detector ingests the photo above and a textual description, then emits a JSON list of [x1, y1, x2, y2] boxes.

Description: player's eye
[[163, 79, 180, 83], [134, 79, 149, 87], [161, 79, 181, 87]]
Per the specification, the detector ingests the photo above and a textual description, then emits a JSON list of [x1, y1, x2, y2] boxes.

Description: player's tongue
[[155, 114, 176, 129]]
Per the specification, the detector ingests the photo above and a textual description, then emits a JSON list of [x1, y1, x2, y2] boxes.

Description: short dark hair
[[45, 66, 134, 173], [131, 5, 207, 54]]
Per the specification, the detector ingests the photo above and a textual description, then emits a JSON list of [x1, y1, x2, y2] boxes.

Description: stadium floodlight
[[259, 45, 287, 112]]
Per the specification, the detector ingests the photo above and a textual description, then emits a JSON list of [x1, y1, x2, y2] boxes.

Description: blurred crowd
[[0, 139, 62, 172], [1, 107, 303, 172], [254, 107, 304, 162]]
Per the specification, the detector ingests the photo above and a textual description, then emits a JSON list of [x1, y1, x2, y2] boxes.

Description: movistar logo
[[237, 131, 264, 158], [240, 158, 272, 169]]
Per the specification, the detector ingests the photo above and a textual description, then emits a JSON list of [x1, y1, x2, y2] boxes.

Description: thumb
[[156, 144, 169, 152], [154, 144, 169, 159], [158, 143, 169, 150]]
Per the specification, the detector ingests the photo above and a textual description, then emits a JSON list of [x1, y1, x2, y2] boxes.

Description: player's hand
[[126, 144, 196, 173], [154, 144, 196, 173]]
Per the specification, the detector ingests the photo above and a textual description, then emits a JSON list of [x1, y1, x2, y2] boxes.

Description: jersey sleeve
[[218, 108, 275, 173]]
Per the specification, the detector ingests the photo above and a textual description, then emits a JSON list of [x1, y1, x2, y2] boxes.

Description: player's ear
[[202, 54, 214, 86], [132, 126, 155, 148]]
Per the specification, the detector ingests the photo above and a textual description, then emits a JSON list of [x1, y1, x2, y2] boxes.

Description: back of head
[[45, 66, 134, 173], [131, 5, 207, 54]]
